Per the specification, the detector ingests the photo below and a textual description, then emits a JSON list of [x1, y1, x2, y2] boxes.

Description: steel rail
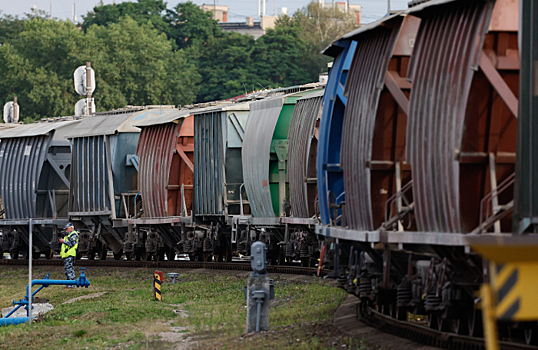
[[0, 259, 327, 277], [360, 305, 538, 350]]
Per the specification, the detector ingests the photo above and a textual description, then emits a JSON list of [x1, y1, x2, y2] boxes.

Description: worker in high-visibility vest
[[59, 222, 79, 288]]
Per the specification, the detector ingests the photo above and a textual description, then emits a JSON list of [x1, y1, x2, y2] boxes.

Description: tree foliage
[[0, 17, 199, 122], [276, 3, 358, 81], [0, 1, 358, 122], [165, 2, 222, 50], [81, 0, 170, 35]]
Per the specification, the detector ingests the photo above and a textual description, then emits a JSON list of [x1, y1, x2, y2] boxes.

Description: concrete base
[[2, 303, 54, 318]]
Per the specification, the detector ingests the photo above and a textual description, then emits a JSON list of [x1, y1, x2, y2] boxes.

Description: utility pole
[[72, 1, 76, 23], [86, 62, 93, 115]]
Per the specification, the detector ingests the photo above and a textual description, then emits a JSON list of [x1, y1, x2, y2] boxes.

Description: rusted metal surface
[[288, 90, 323, 218], [137, 114, 194, 218], [488, 0, 518, 32], [406, 0, 497, 233], [138, 122, 180, 217], [341, 17, 403, 231], [173, 116, 194, 216]]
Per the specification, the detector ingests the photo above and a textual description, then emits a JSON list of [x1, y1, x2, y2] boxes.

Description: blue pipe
[[0, 268, 90, 326], [4, 305, 22, 318], [0, 317, 30, 326]]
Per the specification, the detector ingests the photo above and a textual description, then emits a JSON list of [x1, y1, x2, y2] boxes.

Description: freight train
[[0, 85, 325, 265], [1, 0, 537, 344], [318, 0, 538, 345]]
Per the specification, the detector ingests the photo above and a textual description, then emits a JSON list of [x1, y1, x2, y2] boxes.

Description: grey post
[[28, 219, 33, 324], [246, 241, 274, 333]]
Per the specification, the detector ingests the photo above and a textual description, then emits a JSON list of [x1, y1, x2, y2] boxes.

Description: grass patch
[[0, 266, 349, 349]]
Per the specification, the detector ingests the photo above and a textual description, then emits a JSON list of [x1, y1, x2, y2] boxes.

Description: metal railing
[[474, 172, 515, 234], [381, 180, 414, 231]]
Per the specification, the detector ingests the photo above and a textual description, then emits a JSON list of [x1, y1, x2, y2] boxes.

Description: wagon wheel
[[427, 313, 438, 330], [10, 249, 19, 260], [113, 251, 123, 260], [99, 246, 108, 260], [394, 307, 408, 321], [87, 248, 96, 260], [166, 248, 175, 261], [467, 309, 483, 337], [452, 316, 468, 335], [436, 314, 451, 332], [524, 322, 538, 345], [125, 252, 134, 261]]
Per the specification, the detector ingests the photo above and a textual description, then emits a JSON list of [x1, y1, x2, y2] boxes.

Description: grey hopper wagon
[[65, 106, 175, 259], [0, 120, 80, 259]]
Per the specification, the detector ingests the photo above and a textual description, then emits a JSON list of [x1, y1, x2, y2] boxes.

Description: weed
[[73, 329, 87, 338]]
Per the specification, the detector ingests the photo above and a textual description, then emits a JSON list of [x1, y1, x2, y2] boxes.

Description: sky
[[0, 0, 410, 24]]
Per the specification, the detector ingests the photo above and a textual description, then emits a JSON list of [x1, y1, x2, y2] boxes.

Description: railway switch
[[246, 242, 273, 333]]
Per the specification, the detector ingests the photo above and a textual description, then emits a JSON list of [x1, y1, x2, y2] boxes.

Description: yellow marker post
[[153, 270, 163, 301], [466, 234, 538, 349]]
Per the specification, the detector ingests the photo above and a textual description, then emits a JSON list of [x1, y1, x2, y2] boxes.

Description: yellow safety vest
[[60, 231, 79, 258]]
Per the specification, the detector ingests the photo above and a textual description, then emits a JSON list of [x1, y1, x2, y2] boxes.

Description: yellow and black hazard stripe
[[494, 263, 520, 320], [154, 272, 162, 301]]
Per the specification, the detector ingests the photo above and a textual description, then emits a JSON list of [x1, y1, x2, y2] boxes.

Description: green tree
[[82, 0, 170, 35], [194, 32, 256, 102], [251, 25, 311, 88], [165, 1, 222, 50], [0, 19, 84, 121], [82, 16, 200, 108], [0, 9, 50, 45], [276, 2, 358, 80], [0, 16, 200, 122]]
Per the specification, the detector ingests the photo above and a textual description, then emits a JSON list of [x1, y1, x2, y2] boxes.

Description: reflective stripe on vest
[[60, 231, 79, 258]]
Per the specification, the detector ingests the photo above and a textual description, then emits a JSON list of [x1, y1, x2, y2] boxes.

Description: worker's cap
[[64, 222, 74, 230]]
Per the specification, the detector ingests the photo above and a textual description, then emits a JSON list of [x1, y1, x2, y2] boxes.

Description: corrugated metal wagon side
[[243, 90, 318, 219], [287, 90, 324, 219], [126, 109, 195, 261], [0, 121, 79, 259], [190, 102, 250, 261], [193, 103, 250, 219], [406, 0, 511, 234], [66, 107, 174, 259]]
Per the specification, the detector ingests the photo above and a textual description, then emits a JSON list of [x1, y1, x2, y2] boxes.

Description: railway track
[[0, 258, 328, 277], [359, 304, 538, 350]]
